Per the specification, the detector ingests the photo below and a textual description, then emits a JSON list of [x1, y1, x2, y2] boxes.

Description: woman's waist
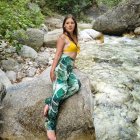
[[57, 54, 75, 68], [62, 52, 77, 60]]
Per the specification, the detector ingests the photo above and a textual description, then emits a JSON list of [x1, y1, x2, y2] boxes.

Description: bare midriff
[[63, 52, 77, 60]]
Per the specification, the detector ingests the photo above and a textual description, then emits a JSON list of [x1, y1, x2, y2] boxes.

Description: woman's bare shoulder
[[58, 34, 66, 40], [56, 34, 66, 46]]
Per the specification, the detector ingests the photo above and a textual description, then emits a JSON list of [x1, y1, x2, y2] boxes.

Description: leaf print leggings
[[45, 54, 81, 131]]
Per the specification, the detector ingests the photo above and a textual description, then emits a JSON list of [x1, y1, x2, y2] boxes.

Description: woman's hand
[[50, 70, 56, 82]]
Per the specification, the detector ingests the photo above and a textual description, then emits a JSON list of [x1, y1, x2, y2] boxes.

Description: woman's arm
[[50, 35, 65, 82]]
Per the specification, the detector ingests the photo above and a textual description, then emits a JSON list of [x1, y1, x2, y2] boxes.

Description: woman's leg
[[44, 72, 81, 119], [45, 61, 69, 139], [45, 81, 68, 140], [44, 55, 77, 139], [62, 72, 81, 100], [44, 97, 51, 117], [46, 81, 68, 129]]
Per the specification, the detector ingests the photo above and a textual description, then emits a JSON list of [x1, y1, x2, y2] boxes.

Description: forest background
[[0, 0, 122, 46]]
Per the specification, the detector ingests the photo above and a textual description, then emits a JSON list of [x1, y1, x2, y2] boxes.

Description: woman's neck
[[65, 32, 73, 36], [69, 32, 74, 37]]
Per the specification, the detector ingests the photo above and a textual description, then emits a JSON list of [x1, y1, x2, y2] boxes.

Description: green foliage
[[0, 0, 44, 42], [97, 0, 122, 7], [12, 40, 23, 53], [45, 0, 93, 18], [41, 6, 54, 16]]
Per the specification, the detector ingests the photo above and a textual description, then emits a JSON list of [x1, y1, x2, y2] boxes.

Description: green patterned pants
[[45, 54, 81, 130]]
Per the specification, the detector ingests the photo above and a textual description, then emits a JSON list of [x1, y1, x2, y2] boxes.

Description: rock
[[78, 23, 92, 30], [136, 116, 140, 127], [18, 45, 38, 59], [5, 71, 17, 83], [0, 40, 7, 48], [0, 69, 12, 89], [40, 24, 48, 33], [79, 29, 104, 43], [1, 58, 19, 72], [0, 40, 12, 60], [45, 17, 63, 30], [44, 29, 63, 47], [16, 71, 26, 81], [134, 27, 140, 35], [5, 46, 16, 54], [25, 28, 44, 51], [21, 77, 34, 82], [13, 28, 44, 51], [1, 68, 95, 140], [0, 82, 6, 137], [25, 67, 36, 77], [92, 0, 140, 35], [0, 82, 6, 105], [35, 52, 50, 65]]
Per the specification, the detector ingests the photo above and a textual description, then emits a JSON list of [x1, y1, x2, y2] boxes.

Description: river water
[[77, 35, 140, 84], [76, 35, 140, 140]]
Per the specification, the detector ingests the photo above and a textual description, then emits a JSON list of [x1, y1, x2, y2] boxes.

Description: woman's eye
[[66, 22, 74, 24]]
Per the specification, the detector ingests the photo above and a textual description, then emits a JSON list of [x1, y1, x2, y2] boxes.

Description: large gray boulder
[[44, 29, 62, 48], [1, 67, 95, 140], [0, 69, 12, 89], [25, 28, 44, 51], [0, 82, 6, 136], [92, 0, 140, 35], [14, 29, 44, 51], [1, 58, 19, 72], [0, 82, 6, 106]]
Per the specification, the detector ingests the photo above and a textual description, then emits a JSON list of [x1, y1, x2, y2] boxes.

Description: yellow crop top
[[63, 35, 80, 53]]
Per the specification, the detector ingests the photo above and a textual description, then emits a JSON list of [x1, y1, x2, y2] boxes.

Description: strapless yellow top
[[63, 35, 80, 53]]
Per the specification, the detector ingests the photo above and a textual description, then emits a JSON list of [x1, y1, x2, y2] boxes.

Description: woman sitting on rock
[[43, 14, 81, 140]]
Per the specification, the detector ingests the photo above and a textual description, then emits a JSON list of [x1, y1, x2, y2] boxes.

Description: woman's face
[[64, 18, 75, 34]]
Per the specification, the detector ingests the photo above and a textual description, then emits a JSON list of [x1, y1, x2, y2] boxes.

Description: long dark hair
[[62, 14, 78, 45]]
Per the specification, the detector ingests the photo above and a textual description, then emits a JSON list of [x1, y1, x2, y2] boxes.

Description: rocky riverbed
[[0, 21, 140, 139]]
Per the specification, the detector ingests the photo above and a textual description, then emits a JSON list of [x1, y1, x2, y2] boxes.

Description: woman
[[44, 14, 81, 140]]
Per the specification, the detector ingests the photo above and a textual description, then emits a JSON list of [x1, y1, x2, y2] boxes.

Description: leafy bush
[[0, 0, 44, 42], [44, 0, 93, 18]]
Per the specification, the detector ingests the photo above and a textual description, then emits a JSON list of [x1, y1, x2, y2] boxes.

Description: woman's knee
[[53, 86, 68, 101]]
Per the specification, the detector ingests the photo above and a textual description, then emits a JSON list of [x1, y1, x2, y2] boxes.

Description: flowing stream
[[77, 35, 140, 85], [76, 35, 140, 140]]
